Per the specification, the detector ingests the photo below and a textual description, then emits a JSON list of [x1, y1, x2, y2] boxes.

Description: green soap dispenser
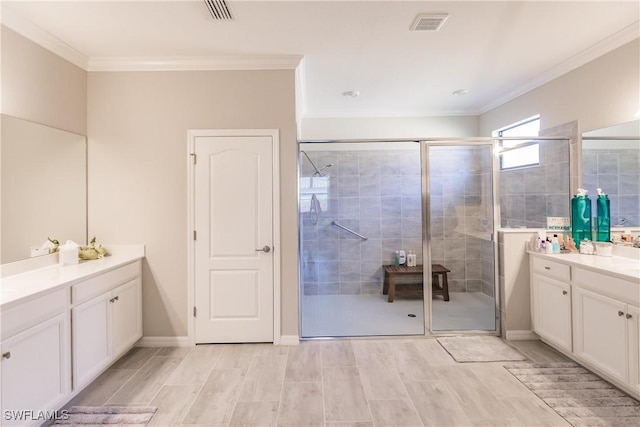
[[571, 188, 591, 249], [596, 188, 610, 242]]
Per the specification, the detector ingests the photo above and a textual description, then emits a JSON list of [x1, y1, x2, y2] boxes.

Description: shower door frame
[[421, 139, 502, 335]]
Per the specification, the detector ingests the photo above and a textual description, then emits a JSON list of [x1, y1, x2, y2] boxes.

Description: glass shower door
[[426, 143, 497, 332]]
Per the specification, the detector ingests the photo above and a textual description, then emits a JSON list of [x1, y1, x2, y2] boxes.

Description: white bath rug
[[437, 335, 527, 362]]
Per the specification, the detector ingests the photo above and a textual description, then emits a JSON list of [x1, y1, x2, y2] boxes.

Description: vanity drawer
[[72, 261, 141, 305], [532, 256, 571, 282], [1, 287, 69, 340], [573, 267, 639, 305]]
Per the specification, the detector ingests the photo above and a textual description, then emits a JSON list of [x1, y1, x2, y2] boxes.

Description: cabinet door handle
[[2, 352, 10, 360], [114, 296, 119, 302], [562, 290, 567, 295], [627, 313, 633, 319], [618, 311, 625, 317], [544, 266, 551, 270]]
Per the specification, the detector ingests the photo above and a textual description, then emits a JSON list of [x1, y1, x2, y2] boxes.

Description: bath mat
[[504, 362, 640, 426], [437, 335, 527, 362], [54, 406, 157, 426]]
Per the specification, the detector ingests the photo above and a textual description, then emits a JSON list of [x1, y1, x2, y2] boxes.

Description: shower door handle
[[256, 245, 271, 253]]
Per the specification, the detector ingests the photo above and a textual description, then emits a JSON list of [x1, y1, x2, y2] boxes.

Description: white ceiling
[[2, 0, 639, 118]]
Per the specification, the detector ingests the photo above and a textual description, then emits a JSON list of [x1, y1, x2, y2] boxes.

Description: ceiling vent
[[204, 0, 233, 20], [411, 14, 449, 31]]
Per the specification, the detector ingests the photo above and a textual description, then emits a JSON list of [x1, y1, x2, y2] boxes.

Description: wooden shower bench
[[382, 264, 450, 303]]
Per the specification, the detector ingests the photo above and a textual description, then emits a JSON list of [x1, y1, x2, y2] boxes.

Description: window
[[496, 116, 540, 170]]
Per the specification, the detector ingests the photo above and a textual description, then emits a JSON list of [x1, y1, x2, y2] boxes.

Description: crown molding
[[478, 22, 640, 115], [1, 8, 89, 70], [87, 55, 303, 72]]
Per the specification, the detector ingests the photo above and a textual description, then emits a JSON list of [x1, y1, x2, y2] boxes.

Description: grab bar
[[331, 221, 368, 240]]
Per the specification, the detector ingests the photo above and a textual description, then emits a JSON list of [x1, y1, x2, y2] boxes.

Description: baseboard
[[136, 336, 191, 347], [505, 330, 539, 341], [279, 335, 300, 345]]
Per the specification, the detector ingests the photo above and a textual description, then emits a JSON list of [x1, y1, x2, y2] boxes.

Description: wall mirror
[[582, 119, 640, 227], [1, 115, 87, 263]]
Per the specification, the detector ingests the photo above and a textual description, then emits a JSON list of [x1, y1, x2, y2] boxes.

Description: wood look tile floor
[[66, 338, 573, 427]]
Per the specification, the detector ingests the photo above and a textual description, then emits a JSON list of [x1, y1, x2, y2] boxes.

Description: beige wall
[[0, 26, 86, 134], [87, 71, 298, 338], [479, 39, 639, 135]]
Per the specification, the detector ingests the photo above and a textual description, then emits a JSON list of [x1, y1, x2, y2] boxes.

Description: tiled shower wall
[[428, 146, 494, 296], [582, 148, 640, 227], [499, 139, 570, 228], [300, 146, 422, 296]]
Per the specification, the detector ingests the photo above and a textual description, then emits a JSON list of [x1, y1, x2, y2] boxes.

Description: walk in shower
[[298, 137, 570, 338], [299, 142, 424, 337]]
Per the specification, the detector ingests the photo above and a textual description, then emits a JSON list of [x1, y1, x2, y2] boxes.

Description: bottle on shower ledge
[[407, 250, 416, 267], [398, 250, 406, 266]]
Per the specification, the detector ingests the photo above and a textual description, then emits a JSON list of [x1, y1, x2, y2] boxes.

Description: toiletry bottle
[[393, 251, 400, 267], [552, 235, 560, 254], [596, 188, 611, 242], [571, 189, 591, 249], [546, 239, 553, 254], [407, 250, 416, 267], [398, 250, 406, 266]]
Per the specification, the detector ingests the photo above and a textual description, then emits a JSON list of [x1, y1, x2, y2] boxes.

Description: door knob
[[618, 311, 625, 316], [626, 313, 633, 319], [562, 291, 568, 295], [2, 352, 10, 360], [255, 246, 271, 253]]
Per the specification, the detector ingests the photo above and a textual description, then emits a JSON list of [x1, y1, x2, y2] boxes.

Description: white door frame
[[187, 129, 281, 345]]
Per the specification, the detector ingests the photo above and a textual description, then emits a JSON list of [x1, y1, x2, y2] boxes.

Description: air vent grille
[[411, 14, 449, 31], [205, 0, 233, 20]]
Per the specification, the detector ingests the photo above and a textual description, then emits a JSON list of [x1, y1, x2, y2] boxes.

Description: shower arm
[[301, 151, 322, 176]]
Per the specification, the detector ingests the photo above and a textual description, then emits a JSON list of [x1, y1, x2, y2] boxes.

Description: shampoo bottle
[[571, 189, 591, 249], [398, 250, 406, 265], [596, 188, 611, 242]]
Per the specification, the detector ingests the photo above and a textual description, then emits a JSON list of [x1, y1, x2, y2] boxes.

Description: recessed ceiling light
[[452, 89, 469, 96], [342, 91, 360, 98]]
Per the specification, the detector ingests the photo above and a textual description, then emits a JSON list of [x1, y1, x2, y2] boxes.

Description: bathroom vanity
[[529, 249, 640, 399], [0, 246, 144, 425]]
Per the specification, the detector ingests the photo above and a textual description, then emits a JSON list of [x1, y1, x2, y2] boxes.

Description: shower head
[[315, 164, 333, 177]]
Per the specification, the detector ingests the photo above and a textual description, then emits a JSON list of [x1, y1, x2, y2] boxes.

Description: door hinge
[[193, 306, 197, 317], [190, 153, 197, 164], [193, 230, 197, 240]]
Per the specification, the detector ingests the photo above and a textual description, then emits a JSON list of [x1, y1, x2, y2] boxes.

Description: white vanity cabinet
[[0, 289, 71, 426], [0, 247, 144, 423], [72, 260, 142, 390], [530, 257, 573, 352], [529, 253, 640, 399], [572, 267, 640, 393]]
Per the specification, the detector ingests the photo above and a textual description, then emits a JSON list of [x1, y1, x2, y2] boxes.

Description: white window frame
[[495, 116, 541, 170]]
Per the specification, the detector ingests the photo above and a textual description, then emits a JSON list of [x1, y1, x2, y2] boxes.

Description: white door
[[532, 274, 572, 352], [628, 304, 640, 394], [111, 278, 143, 357], [573, 286, 627, 383], [194, 134, 275, 343]]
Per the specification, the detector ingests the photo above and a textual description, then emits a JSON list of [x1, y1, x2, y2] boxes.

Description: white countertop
[[0, 245, 144, 309], [529, 250, 640, 283]]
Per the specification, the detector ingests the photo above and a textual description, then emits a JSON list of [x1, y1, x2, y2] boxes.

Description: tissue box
[[59, 247, 79, 265]]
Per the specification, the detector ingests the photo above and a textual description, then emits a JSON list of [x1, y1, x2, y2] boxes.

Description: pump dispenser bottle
[[596, 188, 611, 242], [571, 189, 591, 249]]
